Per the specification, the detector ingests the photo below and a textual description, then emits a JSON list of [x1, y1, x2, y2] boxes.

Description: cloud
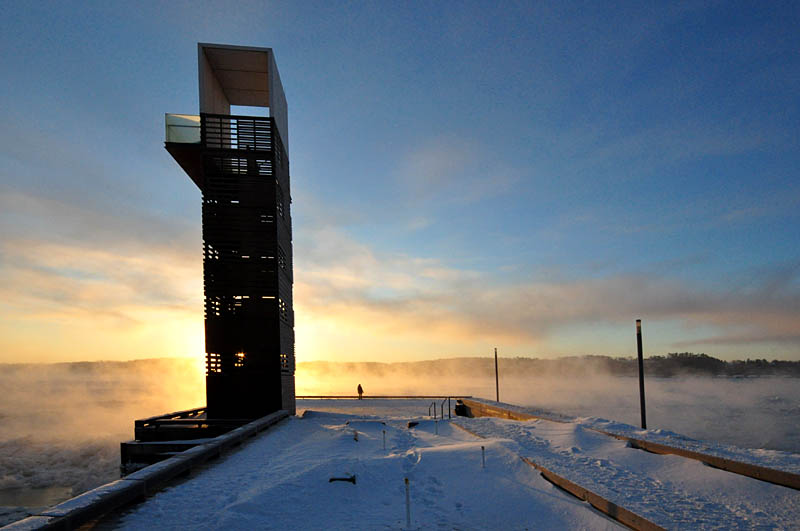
[[0, 189, 204, 362], [4, 195, 799, 364], [396, 137, 519, 205], [4, 183, 799, 364], [0, 238, 200, 320], [295, 227, 800, 358], [0, 189, 196, 253]]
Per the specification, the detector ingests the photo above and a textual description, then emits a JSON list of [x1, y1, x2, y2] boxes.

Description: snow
[[581, 416, 800, 476], [113, 400, 621, 530], [465, 397, 800, 476], [27, 397, 800, 530], [456, 416, 800, 529]]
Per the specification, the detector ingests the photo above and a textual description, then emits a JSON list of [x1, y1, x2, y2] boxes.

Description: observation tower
[[165, 43, 295, 418]]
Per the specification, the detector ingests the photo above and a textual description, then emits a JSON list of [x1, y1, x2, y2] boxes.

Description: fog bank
[[0, 359, 203, 499], [297, 358, 800, 453]]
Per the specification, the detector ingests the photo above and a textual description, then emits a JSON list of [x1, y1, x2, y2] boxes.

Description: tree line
[[299, 353, 800, 379]]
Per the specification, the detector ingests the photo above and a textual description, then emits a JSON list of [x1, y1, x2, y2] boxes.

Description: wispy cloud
[[0, 187, 203, 362], [4, 181, 799, 364], [295, 227, 800, 359], [396, 137, 519, 205]]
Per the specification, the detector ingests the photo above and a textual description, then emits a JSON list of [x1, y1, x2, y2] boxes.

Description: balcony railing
[[202, 113, 273, 152], [166, 113, 285, 164]]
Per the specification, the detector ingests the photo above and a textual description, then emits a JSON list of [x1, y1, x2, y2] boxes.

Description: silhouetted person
[[357, 384, 364, 400]]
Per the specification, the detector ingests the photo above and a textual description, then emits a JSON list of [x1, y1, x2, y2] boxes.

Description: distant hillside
[[299, 353, 800, 379]]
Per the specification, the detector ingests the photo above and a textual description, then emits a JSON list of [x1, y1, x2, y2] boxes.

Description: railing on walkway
[[296, 395, 470, 419]]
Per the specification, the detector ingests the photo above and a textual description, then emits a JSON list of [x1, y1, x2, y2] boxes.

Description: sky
[[0, 1, 798, 364]]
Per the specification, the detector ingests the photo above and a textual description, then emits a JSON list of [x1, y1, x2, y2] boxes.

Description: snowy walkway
[[106, 398, 800, 529], [456, 416, 800, 529], [112, 400, 620, 530]]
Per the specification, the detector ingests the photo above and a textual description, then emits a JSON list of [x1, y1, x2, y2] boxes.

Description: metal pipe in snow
[[494, 347, 499, 403], [481, 445, 486, 468], [636, 319, 647, 430], [404, 478, 411, 528]]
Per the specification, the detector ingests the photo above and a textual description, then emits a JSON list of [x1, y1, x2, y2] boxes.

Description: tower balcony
[[166, 113, 201, 143], [165, 113, 286, 191]]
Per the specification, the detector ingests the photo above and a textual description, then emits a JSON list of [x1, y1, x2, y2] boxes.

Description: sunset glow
[[2, 3, 799, 365]]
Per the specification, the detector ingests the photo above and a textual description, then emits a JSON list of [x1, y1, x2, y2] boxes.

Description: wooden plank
[[616, 436, 800, 491], [450, 422, 663, 531], [521, 457, 665, 531], [458, 398, 800, 491]]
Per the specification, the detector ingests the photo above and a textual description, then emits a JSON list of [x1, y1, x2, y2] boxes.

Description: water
[[514, 376, 800, 453], [0, 359, 204, 525], [0, 486, 72, 507]]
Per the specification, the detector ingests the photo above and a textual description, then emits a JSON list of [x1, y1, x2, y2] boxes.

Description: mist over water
[[0, 358, 203, 521], [1, 357, 798, 524], [298, 359, 800, 453]]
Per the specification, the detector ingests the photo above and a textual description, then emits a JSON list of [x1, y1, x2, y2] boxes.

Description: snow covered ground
[[110, 399, 621, 530], [106, 398, 800, 530], [458, 416, 800, 529]]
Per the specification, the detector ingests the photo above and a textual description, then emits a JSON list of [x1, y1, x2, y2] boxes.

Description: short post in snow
[[494, 347, 500, 403], [481, 445, 486, 468], [435, 420, 438, 435], [383, 429, 386, 450], [404, 477, 411, 528], [636, 319, 647, 430], [448, 397, 451, 419]]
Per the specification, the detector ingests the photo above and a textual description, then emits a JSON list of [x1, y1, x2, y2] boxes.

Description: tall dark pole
[[494, 347, 499, 403], [636, 319, 647, 429]]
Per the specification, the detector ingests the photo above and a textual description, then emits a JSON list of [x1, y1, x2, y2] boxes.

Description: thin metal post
[[494, 347, 499, 402], [404, 478, 411, 528], [636, 319, 647, 429], [435, 420, 438, 435], [448, 397, 451, 419], [481, 445, 486, 468]]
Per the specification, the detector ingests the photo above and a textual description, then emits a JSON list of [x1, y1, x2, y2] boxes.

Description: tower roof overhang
[[198, 43, 288, 151]]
